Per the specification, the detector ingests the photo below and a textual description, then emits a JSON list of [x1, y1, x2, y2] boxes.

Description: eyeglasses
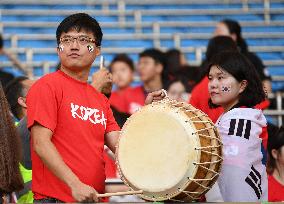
[[60, 36, 96, 46]]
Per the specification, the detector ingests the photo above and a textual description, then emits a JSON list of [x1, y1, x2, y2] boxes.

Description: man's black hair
[[109, 54, 135, 72], [4, 76, 29, 120], [56, 13, 103, 47], [139, 48, 165, 67]]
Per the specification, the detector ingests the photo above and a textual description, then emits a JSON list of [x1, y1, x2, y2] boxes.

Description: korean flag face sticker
[[221, 85, 231, 92], [58, 44, 64, 52], [87, 45, 94, 52]]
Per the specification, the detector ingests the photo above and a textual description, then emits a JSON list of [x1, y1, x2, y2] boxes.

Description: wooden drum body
[[116, 99, 222, 202]]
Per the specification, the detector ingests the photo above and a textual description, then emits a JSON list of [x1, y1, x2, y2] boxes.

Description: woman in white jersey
[[206, 51, 268, 201]]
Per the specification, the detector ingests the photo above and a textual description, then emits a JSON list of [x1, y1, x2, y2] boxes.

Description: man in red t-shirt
[[27, 13, 165, 203]]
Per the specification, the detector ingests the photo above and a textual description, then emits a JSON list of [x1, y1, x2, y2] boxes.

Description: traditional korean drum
[[116, 98, 223, 202]]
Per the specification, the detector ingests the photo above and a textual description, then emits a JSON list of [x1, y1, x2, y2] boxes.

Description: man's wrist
[[66, 176, 81, 188], [91, 82, 103, 92]]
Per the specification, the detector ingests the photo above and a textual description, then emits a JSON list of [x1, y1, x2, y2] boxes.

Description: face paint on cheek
[[87, 45, 94, 52], [221, 85, 231, 92], [58, 44, 64, 52]]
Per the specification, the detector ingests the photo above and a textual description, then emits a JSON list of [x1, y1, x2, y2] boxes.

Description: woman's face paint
[[58, 44, 64, 52], [87, 45, 94, 52], [221, 85, 231, 92]]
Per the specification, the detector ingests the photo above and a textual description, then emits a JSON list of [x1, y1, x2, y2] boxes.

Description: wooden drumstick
[[100, 55, 104, 70], [97, 190, 143, 198]]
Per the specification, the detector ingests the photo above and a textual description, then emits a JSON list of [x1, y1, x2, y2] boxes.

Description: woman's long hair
[[0, 83, 23, 193]]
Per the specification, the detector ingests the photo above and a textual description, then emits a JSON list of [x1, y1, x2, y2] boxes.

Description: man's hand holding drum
[[145, 89, 167, 105]]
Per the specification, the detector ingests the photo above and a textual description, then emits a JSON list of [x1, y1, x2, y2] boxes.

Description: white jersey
[[214, 108, 268, 202]]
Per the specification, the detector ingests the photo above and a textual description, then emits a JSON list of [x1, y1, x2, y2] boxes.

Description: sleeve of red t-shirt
[[104, 97, 120, 133], [189, 78, 205, 109], [111, 90, 129, 113], [260, 126, 268, 150], [27, 80, 58, 132], [189, 86, 200, 108]]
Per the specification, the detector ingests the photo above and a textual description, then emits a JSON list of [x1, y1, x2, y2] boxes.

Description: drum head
[[117, 103, 201, 201]]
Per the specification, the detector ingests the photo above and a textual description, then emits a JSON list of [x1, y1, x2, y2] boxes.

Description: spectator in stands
[[0, 83, 24, 203], [166, 76, 191, 102], [214, 19, 272, 94], [177, 65, 200, 85], [4, 76, 35, 121], [110, 53, 134, 91], [26, 13, 165, 203], [165, 49, 187, 80], [170, 65, 199, 96], [4, 77, 34, 160], [0, 34, 30, 79], [108, 54, 135, 113], [267, 126, 284, 201], [206, 51, 267, 201], [139, 48, 168, 88], [114, 48, 167, 114], [4, 76, 35, 203], [190, 36, 238, 123]]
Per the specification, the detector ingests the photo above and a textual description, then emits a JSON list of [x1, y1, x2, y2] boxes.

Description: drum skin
[[116, 99, 223, 202]]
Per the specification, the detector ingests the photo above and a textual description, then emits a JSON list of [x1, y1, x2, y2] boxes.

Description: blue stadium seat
[[243, 27, 284, 33], [18, 40, 56, 48], [247, 39, 284, 46], [103, 40, 153, 48], [257, 53, 283, 60], [4, 27, 56, 34]]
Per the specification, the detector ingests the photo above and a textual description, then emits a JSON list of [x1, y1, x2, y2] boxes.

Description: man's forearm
[[34, 139, 80, 188], [105, 131, 119, 154]]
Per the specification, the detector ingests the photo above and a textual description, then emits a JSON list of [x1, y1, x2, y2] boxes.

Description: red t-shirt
[[189, 77, 223, 123], [110, 86, 145, 115], [109, 87, 131, 113], [104, 149, 117, 179], [27, 70, 120, 202], [268, 174, 284, 202]]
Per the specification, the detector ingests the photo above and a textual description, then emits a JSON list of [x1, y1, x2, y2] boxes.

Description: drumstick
[[97, 190, 143, 198], [100, 55, 104, 70]]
